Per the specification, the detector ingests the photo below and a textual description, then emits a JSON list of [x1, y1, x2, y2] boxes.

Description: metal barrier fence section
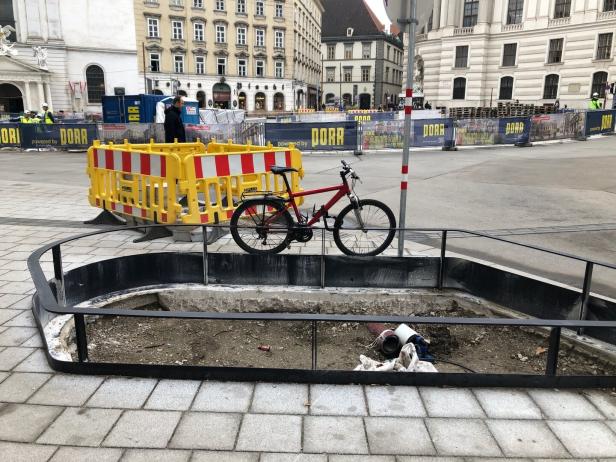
[[1, 110, 614, 151]]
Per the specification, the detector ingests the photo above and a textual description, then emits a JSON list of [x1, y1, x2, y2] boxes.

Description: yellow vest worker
[[19, 112, 33, 123], [40, 103, 55, 124], [588, 93, 602, 110]]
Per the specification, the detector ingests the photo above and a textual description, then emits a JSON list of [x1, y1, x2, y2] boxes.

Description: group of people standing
[[19, 103, 55, 124]]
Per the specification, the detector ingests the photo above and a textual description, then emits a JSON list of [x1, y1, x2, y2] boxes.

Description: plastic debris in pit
[[355, 343, 438, 373]]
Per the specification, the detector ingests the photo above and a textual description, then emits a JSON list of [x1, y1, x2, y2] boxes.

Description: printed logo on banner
[[265, 122, 358, 151], [585, 110, 616, 136], [497, 117, 531, 145], [0, 123, 21, 148], [19, 124, 98, 149]]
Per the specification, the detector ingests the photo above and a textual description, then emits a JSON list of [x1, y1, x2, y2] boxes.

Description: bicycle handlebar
[[341, 160, 360, 181]]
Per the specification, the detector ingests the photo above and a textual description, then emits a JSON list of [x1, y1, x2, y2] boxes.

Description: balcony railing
[[548, 17, 571, 27], [501, 23, 523, 32], [453, 26, 474, 36]]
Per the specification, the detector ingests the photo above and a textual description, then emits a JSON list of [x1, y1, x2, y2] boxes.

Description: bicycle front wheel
[[230, 198, 293, 254], [333, 199, 396, 256]]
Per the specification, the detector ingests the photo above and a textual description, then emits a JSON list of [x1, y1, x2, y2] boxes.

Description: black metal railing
[[27, 224, 616, 387]]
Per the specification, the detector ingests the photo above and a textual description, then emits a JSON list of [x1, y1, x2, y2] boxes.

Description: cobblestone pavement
[[1, 174, 616, 461]]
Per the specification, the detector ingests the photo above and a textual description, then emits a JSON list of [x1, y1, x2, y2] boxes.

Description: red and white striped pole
[[397, 0, 417, 257]]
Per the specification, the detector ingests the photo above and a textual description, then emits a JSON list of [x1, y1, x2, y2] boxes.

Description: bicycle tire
[[230, 198, 294, 255], [333, 199, 396, 256]]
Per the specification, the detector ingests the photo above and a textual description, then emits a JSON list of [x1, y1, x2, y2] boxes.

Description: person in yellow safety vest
[[589, 93, 602, 110], [29, 111, 41, 123], [39, 103, 55, 124], [19, 111, 33, 123]]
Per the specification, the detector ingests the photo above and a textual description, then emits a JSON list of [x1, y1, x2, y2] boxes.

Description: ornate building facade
[[408, 0, 616, 109]]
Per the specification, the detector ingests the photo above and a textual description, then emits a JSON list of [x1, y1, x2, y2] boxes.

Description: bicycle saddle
[[270, 165, 298, 174]]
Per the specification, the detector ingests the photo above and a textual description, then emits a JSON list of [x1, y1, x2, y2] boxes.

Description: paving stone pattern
[[0, 180, 616, 460]]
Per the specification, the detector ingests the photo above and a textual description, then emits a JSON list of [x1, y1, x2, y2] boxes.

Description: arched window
[[85, 65, 105, 103], [177, 90, 188, 97], [255, 92, 266, 111], [453, 77, 466, 100], [591, 71, 608, 97], [543, 74, 559, 99], [238, 92, 246, 110], [325, 93, 335, 104], [499, 76, 514, 100], [196, 90, 206, 108], [342, 93, 352, 107], [273, 92, 284, 111]]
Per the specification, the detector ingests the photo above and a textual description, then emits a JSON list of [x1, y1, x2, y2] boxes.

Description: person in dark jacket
[[164, 96, 186, 143]]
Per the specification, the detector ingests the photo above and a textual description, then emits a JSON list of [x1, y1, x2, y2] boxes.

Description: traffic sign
[[383, 0, 434, 27]]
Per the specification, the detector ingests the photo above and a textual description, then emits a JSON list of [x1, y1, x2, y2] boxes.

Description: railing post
[[578, 262, 594, 335], [74, 314, 89, 362], [438, 230, 448, 290], [202, 226, 209, 285], [545, 327, 561, 376], [52, 245, 65, 305], [320, 228, 325, 289], [311, 320, 318, 370]]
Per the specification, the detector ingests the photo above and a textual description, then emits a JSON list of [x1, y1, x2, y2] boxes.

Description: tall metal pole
[[142, 42, 148, 94], [397, 0, 417, 256]]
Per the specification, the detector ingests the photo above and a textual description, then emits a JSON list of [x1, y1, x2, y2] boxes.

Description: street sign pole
[[397, 0, 417, 256]]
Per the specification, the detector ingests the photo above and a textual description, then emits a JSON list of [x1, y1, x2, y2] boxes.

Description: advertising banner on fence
[[346, 111, 397, 123], [530, 112, 585, 141], [98, 123, 163, 144], [498, 117, 531, 145], [0, 123, 21, 148], [360, 119, 454, 150], [20, 123, 98, 149], [265, 122, 359, 151], [585, 109, 615, 137], [455, 119, 499, 146]]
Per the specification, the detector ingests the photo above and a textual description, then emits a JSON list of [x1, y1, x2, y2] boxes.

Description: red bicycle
[[230, 160, 396, 256]]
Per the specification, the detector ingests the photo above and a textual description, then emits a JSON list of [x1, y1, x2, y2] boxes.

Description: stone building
[[320, 0, 403, 110], [135, 0, 323, 112], [408, 0, 616, 109], [0, 0, 142, 115]]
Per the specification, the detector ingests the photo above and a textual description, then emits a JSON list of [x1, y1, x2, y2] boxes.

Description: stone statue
[[0, 25, 18, 56], [414, 55, 425, 92], [32, 46, 48, 69]]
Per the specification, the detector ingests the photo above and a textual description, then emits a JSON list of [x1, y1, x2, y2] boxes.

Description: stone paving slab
[[547, 420, 616, 458], [121, 448, 192, 462], [37, 407, 122, 446], [236, 413, 302, 453], [170, 412, 242, 450], [85, 377, 157, 409], [309, 384, 367, 416], [303, 415, 369, 454], [486, 419, 569, 458], [102, 410, 182, 448], [365, 417, 435, 455], [0, 403, 63, 442], [192, 381, 254, 413], [528, 390, 606, 420], [145, 379, 200, 411], [28, 374, 104, 406], [250, 383, 309, 415], [473, 389, 542, 420], [0, 441, 58, 462], [48, 446, 123, 462]]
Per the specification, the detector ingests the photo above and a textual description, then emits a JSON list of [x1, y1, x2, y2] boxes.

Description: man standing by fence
[[589, 93, 602, 110], [164, 96, 186, 143], [39, 103, 55, 124]]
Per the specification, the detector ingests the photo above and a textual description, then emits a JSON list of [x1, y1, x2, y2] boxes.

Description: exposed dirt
[[82, 303, 616, 376]]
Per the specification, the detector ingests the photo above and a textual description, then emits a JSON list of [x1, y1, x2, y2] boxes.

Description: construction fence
[[1, 110, 614, 151]]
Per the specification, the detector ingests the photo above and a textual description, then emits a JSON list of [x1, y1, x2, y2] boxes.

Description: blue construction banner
[[346, 111, 396, 123], [585, 109, 615, 137], [497, 117, 531, 145], [20, 123, 98, 149], [360, 119, 454, 149], [265, 121, 358, 151], [414, 118, 455, 147], [0, 123, 22, 148]]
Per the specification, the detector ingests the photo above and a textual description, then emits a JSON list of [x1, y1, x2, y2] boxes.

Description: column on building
[[440, 0, 449, 29], [433, 0, 442, 30], [43, 83, 52, 109], [37, 82, 45, 109], [447, 0, 458, 27], [478, 0, 492, 23], [23, 81, 32, 111]]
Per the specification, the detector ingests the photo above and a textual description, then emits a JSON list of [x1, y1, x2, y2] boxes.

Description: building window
[[592, 71, 608, 97], [237, 27, 246, 44], [499, 76, 514, 100], [216, 24, 226, 43], [548, 38, 564, 63], [256, 29, 265, 47], [327, 44, 335, 60], [344, 43, 353, 59], [507, 0, 524, 24], [543, 74, 559, 99], [215, 0, 225, 11], [237, 0, 246, 13], [386, 45, 391, 60], [455, 45, 469, 68], [502, 43, 517, 66], [275, 30, 284, 48], [362, 42, 371, 59], [597, 33, 613, 60], [256, 59, 265, 77], [605, 0, 616, 11], [275, 2, 283, 17], [193, 0, 203, 7], [149, 53, 161, 72], [174, 55, 184, 73], [169, 0, 183, 6], [147, 18, 160, 38], [255, 92, 266, 110], [172, 20, 184, 40], [554, 0, 571, 18], [274, 92, 284, 110], [86, 65, 105, 103], [194, 22, 204, 41], [385, 67, 389, 82], [238, 58, 247, 76], [217, 57, 226, 75], [343, 66, 352, 82], [195, 56, 205, 74], [463, 0, 479, 27], [361, 66, 370, 82], [275, 61, 284, 78], [453, 77, 466, 99], [326, 67, 335, 82], [256, 0, 264, 16]]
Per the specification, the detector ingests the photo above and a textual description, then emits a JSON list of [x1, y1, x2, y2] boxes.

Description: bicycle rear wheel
[[333, 199, 396, 256], [230, 198, 293, 254]]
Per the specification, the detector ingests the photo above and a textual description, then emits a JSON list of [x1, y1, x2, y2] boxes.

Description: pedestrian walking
[[588, 92, 602, 110], [164, 96, 186, 143]]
